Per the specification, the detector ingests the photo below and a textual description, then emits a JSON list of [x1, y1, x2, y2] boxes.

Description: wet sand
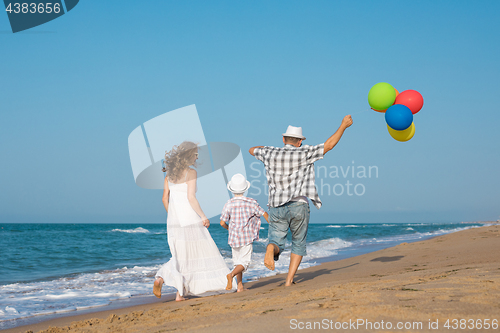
[[5, 224, 500, 333]]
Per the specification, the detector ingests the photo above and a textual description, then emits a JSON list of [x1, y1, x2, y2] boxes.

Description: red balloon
[[394, 90, 424, 114]]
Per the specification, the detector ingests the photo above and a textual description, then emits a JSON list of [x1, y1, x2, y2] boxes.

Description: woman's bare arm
[[162, 176, 170, 212], [186, 169, 210, 227]]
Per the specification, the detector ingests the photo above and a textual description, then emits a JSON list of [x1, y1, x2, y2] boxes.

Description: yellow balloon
[[387, 122, 415, 142]]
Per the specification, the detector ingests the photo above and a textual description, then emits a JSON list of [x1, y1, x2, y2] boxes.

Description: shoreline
[[2, 222, 489, 330], [3, 223, 499, 333]]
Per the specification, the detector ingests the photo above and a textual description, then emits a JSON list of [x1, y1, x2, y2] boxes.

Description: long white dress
[[155, 175, 231, 296]]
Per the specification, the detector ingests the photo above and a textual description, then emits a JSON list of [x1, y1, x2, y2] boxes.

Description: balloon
[[371, 88, 399, 113], [368, 83, 396, 111], [387, 122, 415, 142], [394, 90, 424, 114], [385, 104, 413, 130]]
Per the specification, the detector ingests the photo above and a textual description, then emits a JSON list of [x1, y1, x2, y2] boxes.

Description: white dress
[[155, 174, 231, 296]]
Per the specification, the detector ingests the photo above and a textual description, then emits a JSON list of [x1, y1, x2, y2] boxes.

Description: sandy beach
[[5, 224, 499, 333]]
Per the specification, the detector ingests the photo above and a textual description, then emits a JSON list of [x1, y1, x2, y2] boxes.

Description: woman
[[153, 141, 231, 301]]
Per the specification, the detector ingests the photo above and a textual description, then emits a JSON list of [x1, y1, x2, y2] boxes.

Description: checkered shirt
[[220, 196, 266, 248], [254, 143, 324, 209]]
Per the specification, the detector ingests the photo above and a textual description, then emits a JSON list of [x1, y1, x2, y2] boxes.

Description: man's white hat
[[282, 125, 306, 140], [227, 173, 251, 194]]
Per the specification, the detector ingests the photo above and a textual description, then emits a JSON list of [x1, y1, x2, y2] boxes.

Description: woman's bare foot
[[226, 273, 233, 290], [264, 244, 275, 271], [175, 291, 186, 301], [285, 280, 296, 287], [153, 278, 163, 298]]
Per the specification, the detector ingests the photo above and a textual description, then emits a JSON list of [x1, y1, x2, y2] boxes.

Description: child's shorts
[[231, 243, 253, 271]]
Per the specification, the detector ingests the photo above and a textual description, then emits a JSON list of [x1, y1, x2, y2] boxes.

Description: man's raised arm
[[249, 146, 264, 156], [323, 115, 353, 154]]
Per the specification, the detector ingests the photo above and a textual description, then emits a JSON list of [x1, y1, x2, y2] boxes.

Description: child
[[220, 173, 269, 292]]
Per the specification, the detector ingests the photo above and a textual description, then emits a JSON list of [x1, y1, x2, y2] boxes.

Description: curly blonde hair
[[162, 141, 198, 182]]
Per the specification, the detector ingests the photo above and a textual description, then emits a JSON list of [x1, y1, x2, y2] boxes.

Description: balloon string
[[350, 108, 372, 116]]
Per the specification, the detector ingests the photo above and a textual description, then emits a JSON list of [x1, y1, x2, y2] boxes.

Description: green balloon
[[368, 82, 396, 111]]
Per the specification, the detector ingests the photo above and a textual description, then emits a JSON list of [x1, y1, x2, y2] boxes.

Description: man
[[249, 115, 353, 286]]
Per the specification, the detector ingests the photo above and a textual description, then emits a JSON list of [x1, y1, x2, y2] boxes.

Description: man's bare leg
[[285, 253, 303, 286], [264, 244, 279, 271]]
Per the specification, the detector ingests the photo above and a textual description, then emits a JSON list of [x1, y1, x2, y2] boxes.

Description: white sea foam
[[406, 227, 414, 230], [110, 227, 150, 234], [0, 264, 165, 322], [354, 226, 478, 247], [5, 307, 18, 314], [254, 237, 268, 243], [326, 225, 341, 228]]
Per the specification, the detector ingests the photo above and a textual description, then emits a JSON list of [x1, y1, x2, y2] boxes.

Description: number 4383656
[[5, 3, 61, 14], [444, 319, 498, 330]]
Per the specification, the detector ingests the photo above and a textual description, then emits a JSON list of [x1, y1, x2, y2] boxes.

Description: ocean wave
[[0, 265, 163, 322], [110, 227, 150, 234], [243, 236, 354, 282], [354, 226, 478, 246], [326, 225, 341, 228], [307, 237, 353, 256]]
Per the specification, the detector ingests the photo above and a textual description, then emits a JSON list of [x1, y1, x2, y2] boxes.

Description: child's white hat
[[227, 173, 251, 194]]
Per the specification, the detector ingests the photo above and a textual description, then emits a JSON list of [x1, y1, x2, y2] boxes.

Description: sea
[[0, 221, 492, 329]]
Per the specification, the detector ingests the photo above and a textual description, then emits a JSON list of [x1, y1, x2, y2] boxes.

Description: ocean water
[[0, 221, 490, 328]]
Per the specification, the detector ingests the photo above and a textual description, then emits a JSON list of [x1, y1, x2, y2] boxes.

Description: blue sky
[[1, 1, 499, 224]]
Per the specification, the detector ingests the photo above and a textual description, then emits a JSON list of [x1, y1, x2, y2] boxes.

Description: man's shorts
[[231, 243, 253, 271], [268, 201, 310, 260]]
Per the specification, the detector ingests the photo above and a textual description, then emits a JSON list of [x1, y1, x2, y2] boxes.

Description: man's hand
[[341, 115, 353, 129], [249, 146, 264, 156]]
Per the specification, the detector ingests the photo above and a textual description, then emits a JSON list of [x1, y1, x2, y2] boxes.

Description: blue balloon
[[385, 104, 413, 131]]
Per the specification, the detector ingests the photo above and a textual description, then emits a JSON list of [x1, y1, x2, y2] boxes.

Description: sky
[[1, 1, 499, 224]]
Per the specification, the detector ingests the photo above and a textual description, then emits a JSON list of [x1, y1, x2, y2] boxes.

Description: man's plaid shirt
[[254, 143, 324, 209]]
